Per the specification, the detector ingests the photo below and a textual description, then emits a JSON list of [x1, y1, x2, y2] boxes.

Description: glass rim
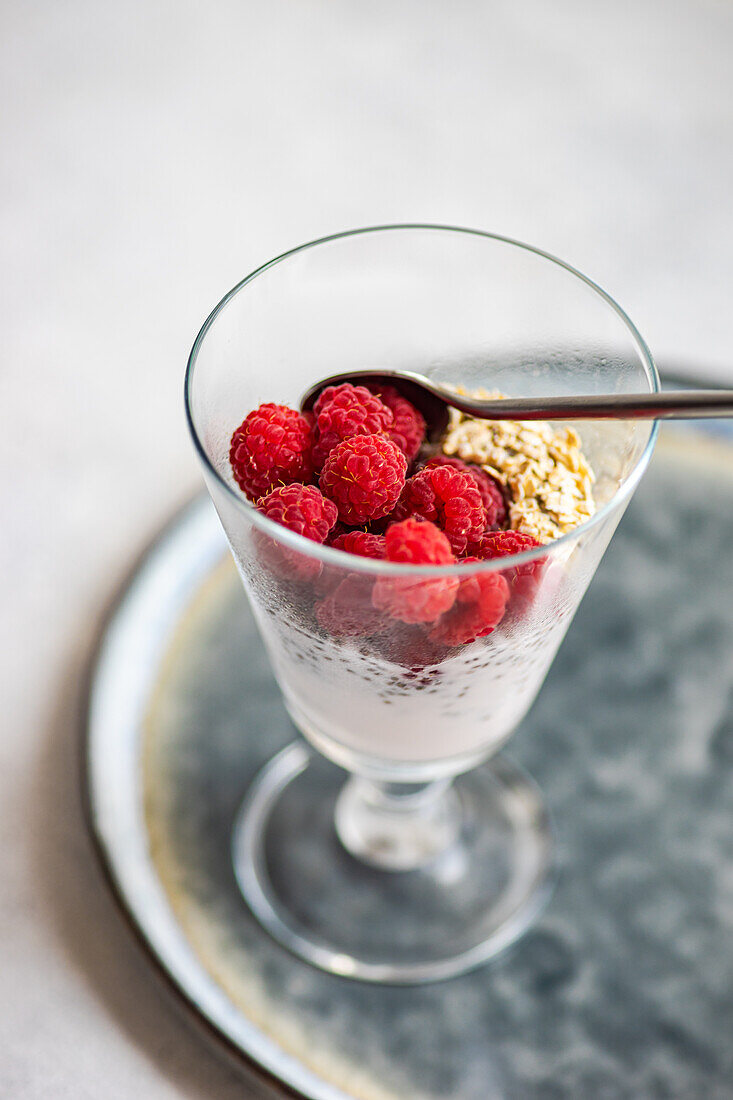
[[185, 223, 660, 577]]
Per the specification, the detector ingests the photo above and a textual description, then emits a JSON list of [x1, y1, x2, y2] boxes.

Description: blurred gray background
[[2, 2, 732, 1097]]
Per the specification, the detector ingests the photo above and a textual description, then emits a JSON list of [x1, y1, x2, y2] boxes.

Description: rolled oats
[[440, 392, 596, 543]]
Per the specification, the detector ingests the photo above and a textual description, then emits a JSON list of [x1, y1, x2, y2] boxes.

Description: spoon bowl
[[300, 368, 452, 440]]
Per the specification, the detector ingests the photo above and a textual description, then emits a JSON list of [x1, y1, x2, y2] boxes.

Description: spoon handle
[[450, 390, 733, 421]]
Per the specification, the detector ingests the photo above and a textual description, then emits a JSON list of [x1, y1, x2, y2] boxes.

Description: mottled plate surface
[[86, 423, 733, 1100]]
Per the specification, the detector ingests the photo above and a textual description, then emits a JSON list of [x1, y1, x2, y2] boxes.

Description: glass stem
[[334, 775, 462, 871]]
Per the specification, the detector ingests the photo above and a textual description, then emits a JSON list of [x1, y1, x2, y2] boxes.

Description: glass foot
[[232, 743, 554, 984]]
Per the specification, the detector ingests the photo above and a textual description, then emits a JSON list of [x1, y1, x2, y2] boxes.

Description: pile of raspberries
[[229, 384, 544, 648]]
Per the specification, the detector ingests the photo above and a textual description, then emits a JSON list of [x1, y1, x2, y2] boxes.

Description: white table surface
[[2, 1, 732, 1096]]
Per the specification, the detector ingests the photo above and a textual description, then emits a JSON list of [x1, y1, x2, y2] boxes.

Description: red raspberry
[[429, 557, 509, 645], [229, 403, 314, 501], [382, 516, 455, 565], [330, 531, 387, 559], [315, 574, 389, 637], [393, 465, 486, 555], [372, 518, 459, 624], [257, 483, 338, 542], [312, 384, 393, 469], [471, 530, 546, 602], [367, 385, 426, 462], [471, 530, 542, 559], [253, 484, 336, 582], [424, 455, 508, 529], [320, 434, 407, 525], [314, 528, 385, 596]]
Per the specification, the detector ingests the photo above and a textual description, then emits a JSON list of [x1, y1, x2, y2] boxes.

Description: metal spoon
[[301, 368, 733, 441]]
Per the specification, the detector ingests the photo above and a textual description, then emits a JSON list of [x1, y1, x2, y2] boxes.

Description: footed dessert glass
[[185, 225, 658, 983]]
